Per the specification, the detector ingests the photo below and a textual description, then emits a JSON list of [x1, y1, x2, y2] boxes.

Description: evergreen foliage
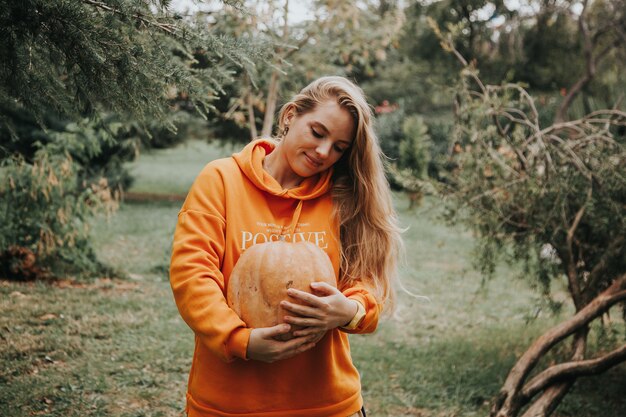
[[0, 0, 261, 133], [0, 0, 265, 279]]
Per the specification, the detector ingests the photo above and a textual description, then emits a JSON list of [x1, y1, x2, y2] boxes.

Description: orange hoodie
[[170, 139, 379, 417]]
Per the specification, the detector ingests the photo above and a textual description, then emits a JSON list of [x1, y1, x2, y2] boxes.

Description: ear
[[282, 104, 296, 126]]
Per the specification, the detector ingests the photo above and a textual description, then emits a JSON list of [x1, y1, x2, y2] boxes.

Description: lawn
[[1, 139, 624, 417]]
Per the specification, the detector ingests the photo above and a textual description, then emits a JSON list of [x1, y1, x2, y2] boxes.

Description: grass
[[1, 277, 191, 417], [126, 140, 236, 196], [91, 201, 180, 280], [1, 139, 624, 416]]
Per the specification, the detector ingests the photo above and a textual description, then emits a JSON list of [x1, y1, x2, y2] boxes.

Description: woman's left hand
[[281, 282, 358, 338]]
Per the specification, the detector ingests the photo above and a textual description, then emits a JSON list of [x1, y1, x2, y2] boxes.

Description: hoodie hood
[[232, 138, 333, 200]]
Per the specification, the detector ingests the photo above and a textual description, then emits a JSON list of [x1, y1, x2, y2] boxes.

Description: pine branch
[[82, 0, 179, 37]]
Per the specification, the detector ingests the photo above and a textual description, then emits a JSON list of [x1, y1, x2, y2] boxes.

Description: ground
[[1, 140, 624, 416]]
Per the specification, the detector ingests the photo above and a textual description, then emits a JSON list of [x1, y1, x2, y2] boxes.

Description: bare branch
[[519, 329, 589, 417], [502, 83, 540, 124], [496, 111, 537, 131], [523, 110, 626, 148], [427, 17, 489, 95], [585, 109, 626, 121], [490, 274, 626, 417], [554, 0, 623, 123], [565, 186, 592, 310], [519, 381, 575, 417], [585, 236, 626, 298], [522, 342, 626, 401]]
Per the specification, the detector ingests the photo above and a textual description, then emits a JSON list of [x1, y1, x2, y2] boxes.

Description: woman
[[170, 76, 402, 417]]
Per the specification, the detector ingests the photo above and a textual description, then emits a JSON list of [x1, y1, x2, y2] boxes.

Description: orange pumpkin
[[226, 241, 337, 341]]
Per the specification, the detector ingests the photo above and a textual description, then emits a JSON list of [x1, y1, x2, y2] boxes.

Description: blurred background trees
[[3, 0, 624, 281]]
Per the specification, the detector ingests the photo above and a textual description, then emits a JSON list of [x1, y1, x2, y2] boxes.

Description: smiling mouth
[[305, 154, 323, 167]]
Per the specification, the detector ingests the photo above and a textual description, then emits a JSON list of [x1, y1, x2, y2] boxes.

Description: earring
[[282, 125, 289, 137]]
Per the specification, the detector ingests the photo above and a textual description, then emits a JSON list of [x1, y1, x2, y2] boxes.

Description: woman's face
[[281, 99, 355, 179]]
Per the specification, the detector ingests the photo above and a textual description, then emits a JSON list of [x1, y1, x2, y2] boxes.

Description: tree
[[205, 0, 406, 141], [386, 115, 433, 208], [399, 115, 431, 178], [434, 20, 626, 417], [553, 0, 626, 123], [199, 0, 318, 142], [0, 0, 260, 278]]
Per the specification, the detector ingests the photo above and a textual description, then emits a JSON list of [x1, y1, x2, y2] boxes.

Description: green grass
[[90, 201, 180, 281], [0, 277, 192, 417], [1, 140, 624, 416], [350, 198, 554, 416], [125, 139, 236, 195]]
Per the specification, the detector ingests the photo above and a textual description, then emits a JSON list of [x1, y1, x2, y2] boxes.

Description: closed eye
[[334, 145, 346, 153], [311, 127, 323, 138]]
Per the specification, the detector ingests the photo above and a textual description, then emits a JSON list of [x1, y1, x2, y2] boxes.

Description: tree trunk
[[260, 0, 289, 138], [518, 382, 575, 417], [244, 75, 257, 140], [247, 90, 257, 140], [261, 70, 280, 137], [490, 274, 626, 417], [521, 343, 626, 400], [518, 329, 588, 417]]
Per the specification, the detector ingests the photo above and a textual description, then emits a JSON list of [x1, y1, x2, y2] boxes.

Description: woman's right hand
[[247, 324, 317, 363]]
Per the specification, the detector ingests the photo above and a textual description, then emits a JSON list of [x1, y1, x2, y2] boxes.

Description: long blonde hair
[[277, 76, 403, 313]]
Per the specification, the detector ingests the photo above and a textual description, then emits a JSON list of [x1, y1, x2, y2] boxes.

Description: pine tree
[[0, 0, 266, 279], [0, 0, 264, 133]]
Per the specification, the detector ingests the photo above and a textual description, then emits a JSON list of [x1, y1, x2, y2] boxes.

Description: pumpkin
[[226, 241, 337, 341]]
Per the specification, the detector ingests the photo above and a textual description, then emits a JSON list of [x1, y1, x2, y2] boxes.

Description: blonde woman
[[170, 76, 402, 417]]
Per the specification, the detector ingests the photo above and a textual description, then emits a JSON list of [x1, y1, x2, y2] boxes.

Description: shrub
[[399, 115, 432, 177], [0, 137, 117, 280]]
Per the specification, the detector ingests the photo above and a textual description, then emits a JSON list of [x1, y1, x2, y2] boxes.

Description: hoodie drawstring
[[284, 200, 303, 237]]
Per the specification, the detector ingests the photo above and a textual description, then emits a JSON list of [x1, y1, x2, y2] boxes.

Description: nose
[[315, 140, 332, 159]]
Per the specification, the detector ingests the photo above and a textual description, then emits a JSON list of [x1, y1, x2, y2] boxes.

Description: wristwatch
[[341, 300, 366, 330]]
